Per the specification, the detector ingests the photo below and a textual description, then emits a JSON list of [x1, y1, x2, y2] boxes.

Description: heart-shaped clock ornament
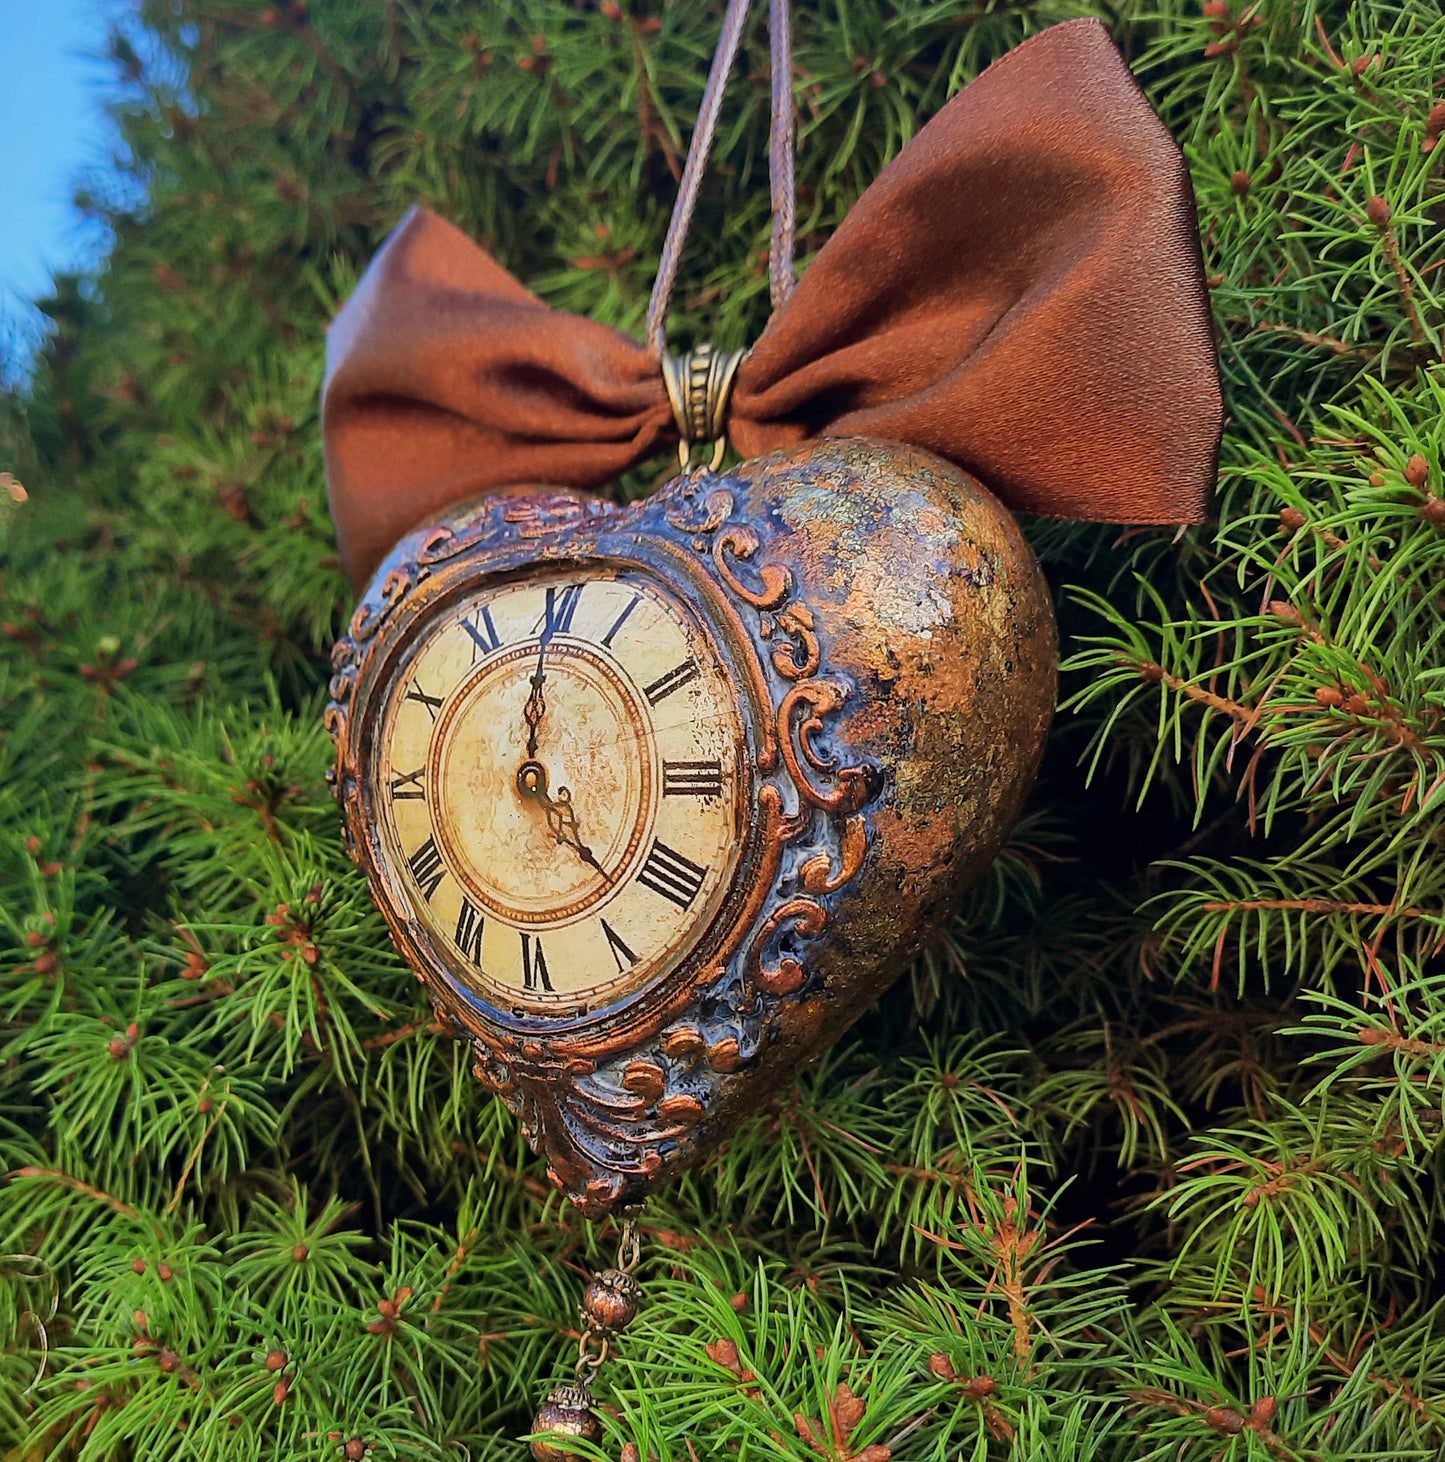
[[326, 436, 1054, 1212], [321, 17, 1222, 1218]]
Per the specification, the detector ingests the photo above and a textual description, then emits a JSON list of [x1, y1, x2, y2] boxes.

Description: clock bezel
[[336, 518, 782, 1062]]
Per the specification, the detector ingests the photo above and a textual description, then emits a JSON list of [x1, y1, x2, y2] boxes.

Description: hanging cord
[[645, 0, 754, 358], [645, 0, 797, 357], [768, 0, 796, 309]]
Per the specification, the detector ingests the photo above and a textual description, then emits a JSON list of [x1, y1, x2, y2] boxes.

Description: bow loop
[[324, 17, 1222, 591]]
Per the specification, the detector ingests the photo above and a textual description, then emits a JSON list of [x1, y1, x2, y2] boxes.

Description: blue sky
[[0, 0, 117, 368]]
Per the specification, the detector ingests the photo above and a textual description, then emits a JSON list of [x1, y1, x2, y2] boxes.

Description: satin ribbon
[[324, 17, 1223, 591]]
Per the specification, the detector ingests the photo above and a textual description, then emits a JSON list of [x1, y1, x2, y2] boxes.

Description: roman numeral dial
[[520, 932, 554, 993], [375, 568, 745, 1013], [601, 919, 638, 973], [535, 583, 583, 640], [404, 682, 444, 721]]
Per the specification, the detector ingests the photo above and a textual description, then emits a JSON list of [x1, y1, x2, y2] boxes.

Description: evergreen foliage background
[[3, 0, 1445, 1456]]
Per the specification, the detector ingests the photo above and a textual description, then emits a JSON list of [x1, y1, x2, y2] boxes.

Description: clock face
[[370, 566, 747, 1017]]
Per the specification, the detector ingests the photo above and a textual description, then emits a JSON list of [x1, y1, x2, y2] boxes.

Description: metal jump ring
[[662, 343, 747, 471]]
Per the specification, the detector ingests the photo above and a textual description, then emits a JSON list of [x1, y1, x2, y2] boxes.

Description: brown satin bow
[[323, 17, 1223, 592]]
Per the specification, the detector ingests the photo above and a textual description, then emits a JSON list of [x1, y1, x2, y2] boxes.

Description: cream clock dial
[[373, 568, 745, 1015]]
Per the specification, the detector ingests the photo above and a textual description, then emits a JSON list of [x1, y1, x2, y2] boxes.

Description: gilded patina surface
[[327, 438, 1056, 1214]]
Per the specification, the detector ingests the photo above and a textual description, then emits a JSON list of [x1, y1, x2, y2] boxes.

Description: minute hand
[[522, 639, 547, 759]]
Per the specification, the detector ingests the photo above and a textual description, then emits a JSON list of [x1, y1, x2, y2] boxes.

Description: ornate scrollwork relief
[[502, 493, 616, 539], [470, 1025, 714, 1214], [663, 471, 880, 1007]]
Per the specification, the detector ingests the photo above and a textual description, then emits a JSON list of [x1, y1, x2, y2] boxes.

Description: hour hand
[[545, 788, 605, 873], [516, 760, 604, 874]]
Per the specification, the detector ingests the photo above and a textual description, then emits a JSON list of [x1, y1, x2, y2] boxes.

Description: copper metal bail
[[662, 343, 747, 471]]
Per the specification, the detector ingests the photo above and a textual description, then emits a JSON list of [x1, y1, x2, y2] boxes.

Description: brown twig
[[1250, 322, 1363, 356], [1358, 1027, 1445, 1059], [362, 1018, 446, 1051], [630, 20, 681, 181], [8, 1168, 138, 1218], [429, 1226, 479, 1316], [1201, 896, 1428, 919], [1368, 196, 1426, 344], [1140, 663, 1254, 726]]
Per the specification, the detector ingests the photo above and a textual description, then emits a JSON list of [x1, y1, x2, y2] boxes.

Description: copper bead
[[529, 1384, 601, 1462], [581, 1268, 641, 1333]]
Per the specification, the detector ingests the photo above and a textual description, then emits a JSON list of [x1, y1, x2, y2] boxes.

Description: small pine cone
[[581, 1268, 641, 1333], [530, 1384, 601, 1462]]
